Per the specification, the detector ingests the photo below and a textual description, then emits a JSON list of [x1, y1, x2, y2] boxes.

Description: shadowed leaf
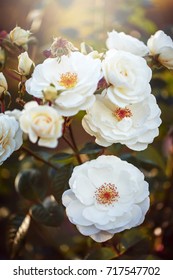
[[15, 169, 48, 201], [79, 142, 103, 155], [115, 227, 152, 259], [7, 214, 31, 259], [135, 146, 165, 172], [86, 247, 117, 260], [121, 146, 165, 172], [30, 198, 64, 227], [49, 153, 74, 167], [51, 164, 73, 203]]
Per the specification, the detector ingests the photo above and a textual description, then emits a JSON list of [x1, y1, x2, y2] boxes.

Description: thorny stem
[[21, 146, 59, 171]]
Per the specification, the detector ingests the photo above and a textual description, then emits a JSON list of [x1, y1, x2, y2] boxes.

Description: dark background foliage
[[1, 0, 173, 260]]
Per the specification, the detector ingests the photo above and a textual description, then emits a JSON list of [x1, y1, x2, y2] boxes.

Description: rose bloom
[[19, 101, 64, 148], [18, 51, 35, 76], [102, 50, 152, 107], [147, 30, 173, 69], [5, 109, 22, 121], [25, 52, 102, 116], [9, 26, 31, 48], [0, 72, 8, 95], [82, 93, 161, 151], [0, 114, 23, 165], [106, 30, 149, 57], [62, 155, 150, 242]]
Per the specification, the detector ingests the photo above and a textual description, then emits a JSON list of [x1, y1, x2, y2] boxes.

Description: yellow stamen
[[59, 72, 78, 88]]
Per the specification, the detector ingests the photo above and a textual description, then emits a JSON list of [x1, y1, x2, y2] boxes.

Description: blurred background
[[1, 0, 173, 260]]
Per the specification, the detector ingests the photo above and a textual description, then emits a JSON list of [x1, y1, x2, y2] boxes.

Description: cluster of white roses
[[0, 27, 172, 242], [82, 31, 163, 151]]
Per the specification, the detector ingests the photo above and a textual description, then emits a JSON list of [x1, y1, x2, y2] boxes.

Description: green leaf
[[30, 198, 64, 227], [49, 153, 74, 167], [121, 146, 165, 172], [135, 146, 165, 172], [51, 164, 73, 203], [117, 239, 152, 260], [86, 247, 117, 260], [79, 142, 103, 155], [117, 227, 151, 258], [7, 214, 31, 259], [15, 169, 48, 201]]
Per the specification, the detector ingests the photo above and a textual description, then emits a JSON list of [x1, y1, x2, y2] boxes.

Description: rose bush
[[1, 24, 173, 257]]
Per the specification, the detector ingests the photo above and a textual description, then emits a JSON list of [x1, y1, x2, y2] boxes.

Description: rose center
[[59, 72, 78, 88], [95, 183, 119, 205], [33, 115, 52, 126], [113, 107, 132, 121]]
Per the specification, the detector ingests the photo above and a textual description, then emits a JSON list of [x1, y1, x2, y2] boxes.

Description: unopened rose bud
[[18, 51, 35, 76], [0, 72, 8, 95], [50, 37, 78, 58], [147, 30, 173, 69], [80, 43, 103, 59], [43, 85, 58, 101], [9, 26, 31, 48], [0, 47, 5, 66], [88, 50, 103, 59]]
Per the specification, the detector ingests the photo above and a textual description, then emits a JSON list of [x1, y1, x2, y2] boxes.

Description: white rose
[[18, 52, 35, 76], [62, 155, 150, 242], [106, 30, 149, 57], [0, 72, 8, 95], [25, 52, 102, 116], [147, 30, 173, 69], [102, 50, 152, 107], [5, 109, 22, 121], [9, 26, 31, 48], [82, 93, 161, 151], [19, 101, 64, 148], [0, 114, 23, 165]]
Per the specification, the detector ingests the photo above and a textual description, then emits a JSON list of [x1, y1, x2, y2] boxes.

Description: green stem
[[21, 146, 59, 171]]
